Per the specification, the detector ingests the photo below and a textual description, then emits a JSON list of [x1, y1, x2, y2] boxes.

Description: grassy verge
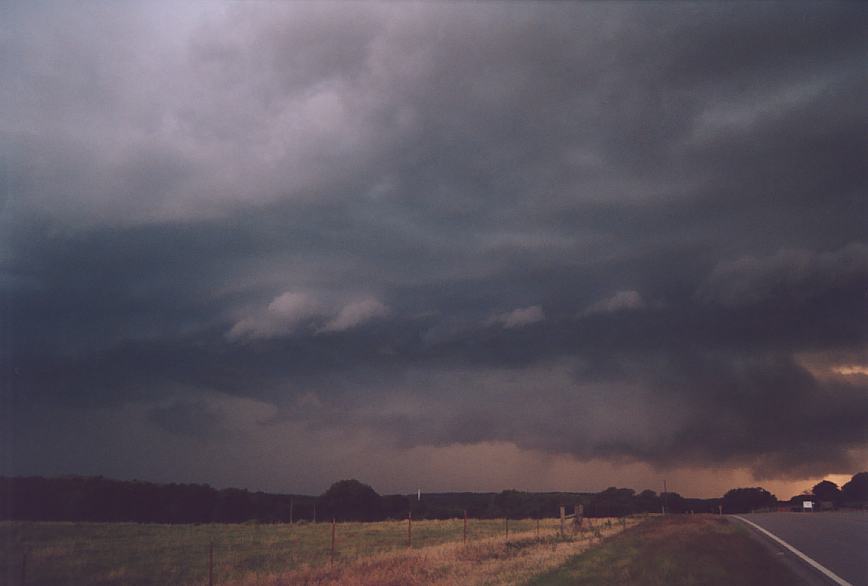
[[0, 517, 634, 585], [232, 517, 641, 585], [527, 515, 801, 586]]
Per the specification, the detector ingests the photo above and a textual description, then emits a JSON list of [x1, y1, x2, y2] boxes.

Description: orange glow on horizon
[[832, 365, 868, 376]]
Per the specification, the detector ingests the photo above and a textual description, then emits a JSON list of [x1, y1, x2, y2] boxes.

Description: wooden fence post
[[208, 542, 213, 586], [559, 506, 565, 536], [505, 517, 509, 542], [407, 511, 412, 548], [463, 510, 467, 544], [574, 504, 583, 530], [330, 518, 336, 564], [536, 518, 540, 539]]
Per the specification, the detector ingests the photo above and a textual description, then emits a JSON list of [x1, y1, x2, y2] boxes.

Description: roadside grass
[[527, 514, 801, 586], [230, 517, 641, 585], [0, 517, 636, 585]]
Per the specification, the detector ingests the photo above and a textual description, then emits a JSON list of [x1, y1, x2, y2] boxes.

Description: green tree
[[636, 489, 661, 513], [811, 480, 841, 505], [589, 487, 636, 517], [841, 472, 868, 503], [319, 479, 383, 521], [661, 491, 687, 514], [721, 487, 776, 513]]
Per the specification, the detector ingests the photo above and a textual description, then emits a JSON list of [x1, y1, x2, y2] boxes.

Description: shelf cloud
[[2, 1, 866, 496]]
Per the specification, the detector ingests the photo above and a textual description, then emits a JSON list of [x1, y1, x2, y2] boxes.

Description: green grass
[[527, 515, 801, 586], [0, 517, 554, 585]]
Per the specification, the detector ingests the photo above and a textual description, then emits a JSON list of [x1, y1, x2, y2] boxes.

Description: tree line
[[2, 473, 864, 524], [0, 476, 702, 523], [719, 473, 868, 514]]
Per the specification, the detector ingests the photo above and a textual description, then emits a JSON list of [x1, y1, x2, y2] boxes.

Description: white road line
[[732, 515, 853, 586]]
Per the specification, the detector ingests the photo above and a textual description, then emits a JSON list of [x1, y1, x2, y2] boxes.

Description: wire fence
[[1, 514, 635, 585]]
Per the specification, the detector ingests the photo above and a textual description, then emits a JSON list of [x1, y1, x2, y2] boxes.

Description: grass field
[[528, 515, 801, 586], [0, 516, 639, 585]]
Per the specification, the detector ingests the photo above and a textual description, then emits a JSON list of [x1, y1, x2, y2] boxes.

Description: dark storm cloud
[[148, 399, 227, 438], [2, 2, 867, 484], [698, 244, 868, 308]]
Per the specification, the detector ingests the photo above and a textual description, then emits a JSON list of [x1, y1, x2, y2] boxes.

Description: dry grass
[[227, 517, 643, 586], [1, 517, 643, 585], [0, 518, 543, 585]]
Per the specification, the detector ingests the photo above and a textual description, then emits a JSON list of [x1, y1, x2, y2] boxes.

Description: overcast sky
[[2, 2, 867, 499]]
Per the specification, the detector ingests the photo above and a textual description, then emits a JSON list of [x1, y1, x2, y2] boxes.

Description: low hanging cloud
[[227, 292, 324, 340], [228, 292, 390, 339], [147, 399, 228, 439], [320, 298, 390, 333], [491, 306, 545, 329], [697, 243, 868, 308], [582, 291, 645, 316]]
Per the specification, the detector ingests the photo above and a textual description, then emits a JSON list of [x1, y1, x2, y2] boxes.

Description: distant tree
[[319, 479, 383, 522], [214, 488, 253, 523], [636, 489, 661, 513], [661, 492, 687, 514], [381, 494, 410, 519], [721, 487, 777, 513], [493, 489, 520, 517], [589, 487, 636, 517], [841, 472, 868, 503], [811, 480, 841, 505], [494, 489, 544, 518]]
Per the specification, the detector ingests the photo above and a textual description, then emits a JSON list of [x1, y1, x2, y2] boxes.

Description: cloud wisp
[[321, 298, 390, 333], [490, 306, 545, 329], [582, 291, 645, 316], [228, 293, 390, 339]]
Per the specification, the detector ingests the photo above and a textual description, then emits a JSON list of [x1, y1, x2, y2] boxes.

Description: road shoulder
[[731, 516, 851, 586]]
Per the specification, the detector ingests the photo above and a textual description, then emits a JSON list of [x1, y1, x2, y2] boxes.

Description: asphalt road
[[736, 512, 868, 586]]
